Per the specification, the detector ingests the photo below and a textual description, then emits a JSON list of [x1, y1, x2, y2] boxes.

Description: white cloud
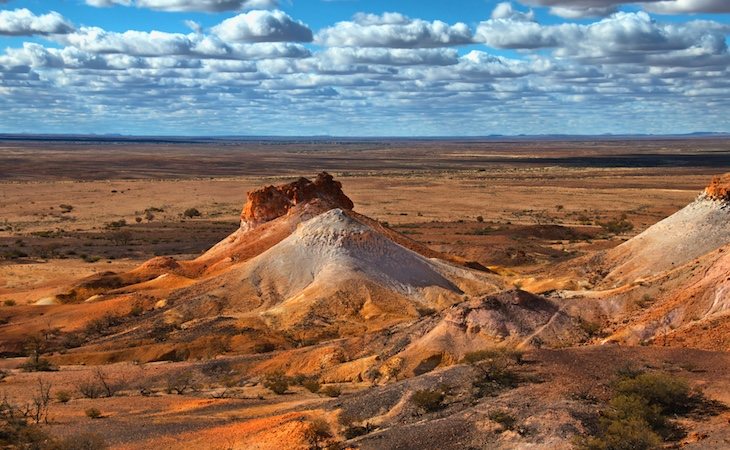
[[491, 2, 535, 20], [85, 0, 278, 12], [475, 11, 730, 65], [518, 0, 730, 17], [212, 10, 312, 43], [315, 12, 473, 48], [55, 26, 311, 60], [0, 8, 74, 36], [643, 0, 730, 14]]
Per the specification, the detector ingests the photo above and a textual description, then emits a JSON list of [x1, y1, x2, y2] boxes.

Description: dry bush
[[85, 408, 102, 419], [411, 388, 445, 413], [320, 385, 341, 398], [263, 371, 289, 395], [77, 369, 123, 399], [165, 370, 198, 395], [48, 433, 108, 450]]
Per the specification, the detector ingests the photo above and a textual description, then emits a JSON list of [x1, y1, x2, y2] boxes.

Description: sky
[[0, 0, 728, 136]]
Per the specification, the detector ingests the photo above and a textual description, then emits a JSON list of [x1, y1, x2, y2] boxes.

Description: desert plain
[[1, 137, 730, 449]]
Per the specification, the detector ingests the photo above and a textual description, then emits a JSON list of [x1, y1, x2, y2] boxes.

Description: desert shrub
[[21, 337, 56, 373], [3, 300, 15, 307], [49, 433, 108, 450], [304, 418, 333, 447], [165, 370, 197, 395], [60, 332, 85, 349], [320, 385, 341, 398], [149, 321, 175, 342], [0, 395, 51, 448], [55, 391, 71, 404], [83, 314, 123, 337], [466, 349, 522, 397], [85, 408, 102, 419], [200, 360, 233, 378], [105, 220, 126, 229], [263, 371, 289, 395], [302, 378, 321, 394], [183, 208, 201, 219], [476, 215, 484, 222], [58, 204, 74, 213], [343, 423, 376, 440], [411, 388, 445, 413], [20, 358, 54, 373], [577, 372, 697, 450], [614, 372, 692, 415], [578, 320, 602, 338], [462, 347, 524, 365], [77, 381, 104, 399], [0, 370, 7, 382], [598, 215, 634, 235], [77, 369, 121, 399], [488, 410, 517, 430], [129, 305, 144, 317], [578, 416, 661, 450], [253, 342, 276, 353]]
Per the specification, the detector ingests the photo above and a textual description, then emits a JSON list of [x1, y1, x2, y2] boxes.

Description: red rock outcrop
[[241, 172, 354, 227], [705, 173, 730, 201]]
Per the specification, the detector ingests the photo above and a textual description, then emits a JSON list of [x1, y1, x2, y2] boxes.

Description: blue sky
[[0, 0, 729, 135]]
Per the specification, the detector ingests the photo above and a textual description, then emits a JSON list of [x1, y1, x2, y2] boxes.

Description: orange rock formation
[[241, 172, 354, 226], [705, 173, 730, 201]]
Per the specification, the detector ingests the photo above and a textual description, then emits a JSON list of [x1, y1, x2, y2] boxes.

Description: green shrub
[[263, 371, 289, 395], [578, 416, 661, 450], [614, 372, 691, 415], [411, 388, 445, 413]]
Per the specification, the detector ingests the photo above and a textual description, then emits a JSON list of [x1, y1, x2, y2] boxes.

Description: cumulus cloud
[[491, 2, 535, 20], [642, 0, 730, 14], [476, 11, 730, 65], [85, 0, 278, 12], [0, 5, 728, 135], [518, 0, 730, 17], [315, 12, 473, 48], [55, 27, 310, 60], [0, 8, 74, 36], [212, 10, 312, 43], [320, 47, 459, 66]]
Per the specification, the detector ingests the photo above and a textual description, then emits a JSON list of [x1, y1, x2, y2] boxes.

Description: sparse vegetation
[[3, 300, 16, 307], [302, 378, 321, 394], [488, 410, 517, 430], [77, 369, 122, 399], [576, 371, 701, 450], [320, 385, 342, 398], [263, 371, 289, 395], [464, 348, 523, 397], [165, 370, 198, 395], [598, 214, 634, 235], [411, 388, 446, 413], [21, 336, 56, 372], [55, 391, 71, 404], [183, 208, 201, 219], [85, 407, 103, 419]]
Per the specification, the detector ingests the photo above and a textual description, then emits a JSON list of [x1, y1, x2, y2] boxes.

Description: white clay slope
[[602, 195, 730, 287]]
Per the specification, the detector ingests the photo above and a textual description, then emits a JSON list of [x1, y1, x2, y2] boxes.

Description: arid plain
[[1, 137, 730, 449]]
